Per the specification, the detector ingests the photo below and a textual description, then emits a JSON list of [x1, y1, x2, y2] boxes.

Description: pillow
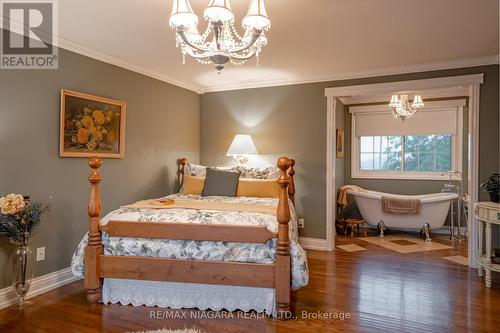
[[185, 163, 208, 177], [180, 175, 205, 195], [186, 163, 280, 180], [201, 168, 241, 197], [236, 179, 281, 198], [232, 165, 280, 179]]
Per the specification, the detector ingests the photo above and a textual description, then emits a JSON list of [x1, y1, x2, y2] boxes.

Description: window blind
[[352, 108, 459, 137]]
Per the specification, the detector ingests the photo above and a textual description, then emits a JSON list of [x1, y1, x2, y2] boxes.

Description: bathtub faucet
[[441, 171, 462, 192], [441, 171, 463, 241]]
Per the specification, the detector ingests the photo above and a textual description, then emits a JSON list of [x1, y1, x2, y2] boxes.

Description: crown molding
[[0, 17, 203, 93], [56, 37, 204, 94], [200, 55, 499, 93]]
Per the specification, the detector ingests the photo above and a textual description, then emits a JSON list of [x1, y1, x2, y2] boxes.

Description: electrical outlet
[[36, 247, 45, 262], [298, 218, 305, 228]]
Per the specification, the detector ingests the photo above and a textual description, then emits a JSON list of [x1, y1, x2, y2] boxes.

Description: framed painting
[[336, 128, 344, 158], [60, 89, 126, 158]]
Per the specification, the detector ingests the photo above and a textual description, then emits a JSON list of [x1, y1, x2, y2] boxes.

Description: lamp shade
[[170, 0, 198, 28], [226, 134, 258, 156], [204, 0, 234, 22], [243, 0, 271, 30], [412, 95, 424, 108], [389, 94, 400, 108]]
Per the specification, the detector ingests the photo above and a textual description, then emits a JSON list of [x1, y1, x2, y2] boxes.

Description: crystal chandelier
[[389, 94, 425, 121], [169, 0, 271, 73]]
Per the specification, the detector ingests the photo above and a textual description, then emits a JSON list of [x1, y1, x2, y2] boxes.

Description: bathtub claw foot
[[377, 220, 386, 238], [421, 223, 432, 242]]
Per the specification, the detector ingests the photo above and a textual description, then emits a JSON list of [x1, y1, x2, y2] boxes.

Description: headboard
[[178, 158, 296, 205]]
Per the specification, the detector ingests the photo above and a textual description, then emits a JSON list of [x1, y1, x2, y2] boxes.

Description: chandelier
[[169, 0, 271, 73], [389, 94, 425, 121]]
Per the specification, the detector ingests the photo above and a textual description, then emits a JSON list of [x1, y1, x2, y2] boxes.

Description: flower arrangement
[[0, 194, 51, 243], [64, 107, 119, 152], [480, 173, 500, 203]]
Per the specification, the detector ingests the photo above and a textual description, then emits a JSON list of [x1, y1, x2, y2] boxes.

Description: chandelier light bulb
[[204, 0, 235, 23], [243, 0, 271, 30], [412, 95, 424, 108], [389, 94, 400, 108], [169, 0, 198, 28]]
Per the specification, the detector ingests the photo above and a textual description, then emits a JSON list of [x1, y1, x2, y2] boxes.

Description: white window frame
[[350, 100, 464, 181]]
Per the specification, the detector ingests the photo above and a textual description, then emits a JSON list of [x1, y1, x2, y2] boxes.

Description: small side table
[[344, 218, 367, 237], [475, 201, 500, 288]]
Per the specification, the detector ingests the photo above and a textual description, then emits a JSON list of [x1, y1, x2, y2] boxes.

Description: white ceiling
[[58, 0, 499, 93]]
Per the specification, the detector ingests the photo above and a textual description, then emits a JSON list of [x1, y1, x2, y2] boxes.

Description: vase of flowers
[[0, 194, 51, 309], [480, 173, 500, 203]]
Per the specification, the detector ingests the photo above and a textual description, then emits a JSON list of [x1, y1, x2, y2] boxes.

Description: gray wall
[[200, 82, 330, 239], [199, 65, 499, 239], [0, 48, 199, 288]]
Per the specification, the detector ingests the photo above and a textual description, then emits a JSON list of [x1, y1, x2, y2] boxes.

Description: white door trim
[[325, 97, 337, 251], [325, 74, 484, 263]]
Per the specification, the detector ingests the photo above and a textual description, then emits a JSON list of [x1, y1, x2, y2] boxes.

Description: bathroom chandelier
[[389, 94, 425, 121], [169, 0, 271, 73]]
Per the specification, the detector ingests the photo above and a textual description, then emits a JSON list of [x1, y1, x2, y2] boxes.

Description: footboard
[[83, 156, 294, 319]]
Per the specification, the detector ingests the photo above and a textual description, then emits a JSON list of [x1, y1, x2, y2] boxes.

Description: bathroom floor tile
[[337, 244, 367, 252], [442, 255, 469, 265], [390, 239, 418, 246], [359, 235, 452, 253]]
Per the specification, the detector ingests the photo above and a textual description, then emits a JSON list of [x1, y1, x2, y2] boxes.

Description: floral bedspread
[[71, 194, 309, 290]]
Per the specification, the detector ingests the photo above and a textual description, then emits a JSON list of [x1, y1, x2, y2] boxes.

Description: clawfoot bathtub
[[350, 190, 458, 241]]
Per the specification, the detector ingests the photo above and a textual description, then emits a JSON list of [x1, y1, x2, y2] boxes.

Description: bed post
[[179, 158, 188, 187], [288, 159, 296, 205], [84, 156, 103, 304], [276, 157, 291, 319]]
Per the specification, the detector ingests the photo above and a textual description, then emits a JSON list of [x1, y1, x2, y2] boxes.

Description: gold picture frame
[[60, 89, 126, 158], [336, 128, 344, 158]]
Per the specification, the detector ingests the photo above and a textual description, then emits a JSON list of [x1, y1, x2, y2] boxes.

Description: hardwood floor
[[1, 233, 499, 333]]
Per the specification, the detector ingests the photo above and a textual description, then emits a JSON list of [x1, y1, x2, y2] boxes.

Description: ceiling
[[57, 0, 499, 93]]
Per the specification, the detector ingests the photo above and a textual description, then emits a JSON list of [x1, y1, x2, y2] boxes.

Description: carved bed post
[[276, 157, 291, 319], [84, 156, 103, 304], [288, 159, 296, 205], [179, 158, 188, 187]]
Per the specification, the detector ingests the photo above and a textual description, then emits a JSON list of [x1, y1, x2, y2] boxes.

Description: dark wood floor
[[1, 233, 499, 333]]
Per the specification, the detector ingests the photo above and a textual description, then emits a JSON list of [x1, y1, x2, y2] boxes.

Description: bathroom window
[[355, 134, 457, 179], [360, 136, 402, 171], [404, 135, 452, 172], [359, 134, 452, 172], [350, 100, 464, 180]]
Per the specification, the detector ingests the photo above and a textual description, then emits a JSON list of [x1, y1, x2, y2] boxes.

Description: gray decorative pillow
[[201, 168, 241, 197]]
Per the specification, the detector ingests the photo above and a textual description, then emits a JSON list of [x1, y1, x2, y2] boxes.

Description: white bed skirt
[[102, 278, 276, 316]]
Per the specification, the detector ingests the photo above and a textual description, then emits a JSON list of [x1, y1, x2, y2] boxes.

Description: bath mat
[[359, 235, 452, 253], [442, 255, 469, 266], [131, 328, 202, 333], [337, 244, 367, 252]]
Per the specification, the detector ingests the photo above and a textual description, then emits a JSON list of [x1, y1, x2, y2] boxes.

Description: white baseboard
[[299, 237, 328, 251], [0, 267, 81, 310]]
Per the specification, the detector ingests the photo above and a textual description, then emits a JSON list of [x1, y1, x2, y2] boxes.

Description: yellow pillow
[[181, 175, 205, 195], [237, 179, 280, 198]]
